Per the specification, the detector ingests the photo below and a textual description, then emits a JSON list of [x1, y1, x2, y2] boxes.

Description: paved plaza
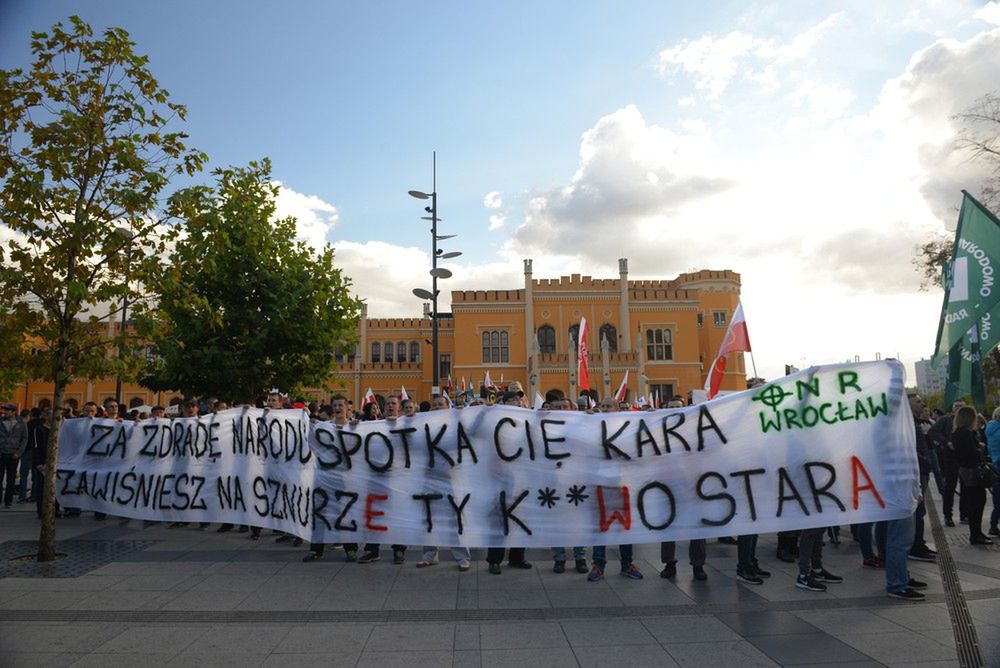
[[1, 497, 999, 668]]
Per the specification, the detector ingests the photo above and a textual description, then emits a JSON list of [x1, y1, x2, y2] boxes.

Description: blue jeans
[[592, 544, 633, 569], [552, 546, 586, 561], [737, 534, 758, 569], [885, 515, 914, 592]]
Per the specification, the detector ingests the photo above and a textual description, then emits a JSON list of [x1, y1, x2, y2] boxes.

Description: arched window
[[599, 324, 618, 352], [384, 341, 393, 363], [371, 341, 381, 363], [537, 325, 556, 354], [397, 342, 407, 363], [568, 324, 580, 350], [410, 341, 420, 363], [482, 330, 510, 363], [645, 328, 673, 361]]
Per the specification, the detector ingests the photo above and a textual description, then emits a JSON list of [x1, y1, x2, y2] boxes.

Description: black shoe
[[796, 572, 826, 592], [971, 537, 993, 545], [908, 578, 928, 589], [393, 549, 406, 564], [575, 559, 589, 574], [945, 518, 955, 527], [508, 561, 533, 569], [660, 561, 677, 579], [812, 568, 843, 583], [302, 551, 322, 562], [693, 565, 708, 581], [888, 587, 925, 600], [358, 550, 380, 564], [553, 560, 566, 574], [737, 567, 763, 585], [216, 524, 234, 533], [752, 564, 771, 578], [488, 562, 502, 575], [907, 549, 935, 562]]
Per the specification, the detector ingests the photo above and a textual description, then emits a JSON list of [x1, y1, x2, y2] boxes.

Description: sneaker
[[302, 551, 322, 562], [587, 565, 604, 581], [737, 567, 764, 585], [693, 565, 708, 581], [907, 578, 928, 589], [945, 518, 955, 527], [796, 572, 827, 592], [393, 549, 406, 564], [971, 537, 993, 545], [488, 562, 502, 575], [575, 559, 589, 574], [553, 560, 566, 574], [416, 557, 438, 568], [620, 564, 644, 580], [458, 559, 471, 572], [660, 562, 677, 579], [345, 549, 357, 562], [812, 568, 843, 583], [752, 562, 771, 578], [216, 524, 233, 533], [888, 587, 925, 601], [358, 550, 380, 564], [907, 549, 935, 562], [508, 560, 533, 569], [862, 556, 885, 569]]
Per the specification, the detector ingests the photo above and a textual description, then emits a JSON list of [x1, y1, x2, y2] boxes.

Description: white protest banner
[[56, 360, 918, 547]]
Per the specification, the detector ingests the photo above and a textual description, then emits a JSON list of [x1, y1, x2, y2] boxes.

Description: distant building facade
[[914, 357, 947, 397], [7, 259, 745, 410]]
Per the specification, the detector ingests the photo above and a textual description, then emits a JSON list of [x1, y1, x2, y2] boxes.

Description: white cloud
[[976, 2, 1000, 25], [483, 191, 507, 230], [656, 13, 842, 98], [272, 181, 340, 252]]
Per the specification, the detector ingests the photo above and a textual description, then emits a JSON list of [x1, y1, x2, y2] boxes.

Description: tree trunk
[[36, 344, 69, 563]]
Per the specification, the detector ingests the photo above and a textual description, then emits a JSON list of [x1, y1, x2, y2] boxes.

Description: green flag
[[933, 191, 1000, 360], [942, 324, 985, 407]]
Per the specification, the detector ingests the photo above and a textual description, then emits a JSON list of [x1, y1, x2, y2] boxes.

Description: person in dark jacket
[[0, 402, 28, 508], [927, 401, 965, 525], [953, 406, 991, 545]]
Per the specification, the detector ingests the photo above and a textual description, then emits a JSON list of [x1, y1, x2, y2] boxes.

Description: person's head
[[151, 405, 165, 419], [502, 391, 522, 407], [599, 397, 618, 413], [331, 395, 348, 420], [82, 401, 98, 418], [266, 392, 283, 410], [40, 406, 52, 422], [952, 400, 966, 414], [214, 401, 229, 412], [908, 393, 925, 415], [384, 395, 401, 418], [431, 394, 450, 411], [954, 405, 977, 430], [419, 400, 431, 412], [181, 399, 198, 417], [401, 398, 416, 416], [666, 399, 684, 409], [29, 407, 41, 420], [544, 388, 565, 404], [992, 406, 1000, 422], [316, 404, 332, 421], [102, 398, 119, 418], [454, 394, 467, 407]]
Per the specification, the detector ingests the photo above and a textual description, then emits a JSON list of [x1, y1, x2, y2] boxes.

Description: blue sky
[[3, 1, 1000, 381]]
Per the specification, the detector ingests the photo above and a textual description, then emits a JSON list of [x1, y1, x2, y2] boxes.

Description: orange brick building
[[8, 259, 745, 411]]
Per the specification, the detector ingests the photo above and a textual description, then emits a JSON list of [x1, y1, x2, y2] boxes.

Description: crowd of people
[[2, 385, 998, 602]]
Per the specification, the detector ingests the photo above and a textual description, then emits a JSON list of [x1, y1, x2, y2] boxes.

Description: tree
[[140, 159, 362, 401], [0, 17, 205, 561], [955, 92, 1000, 209]]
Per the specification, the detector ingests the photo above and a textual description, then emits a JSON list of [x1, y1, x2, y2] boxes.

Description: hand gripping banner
[[56, 360, 918, 547]]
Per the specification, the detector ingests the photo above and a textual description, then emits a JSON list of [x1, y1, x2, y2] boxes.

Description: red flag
[[577, 317, 591, 392], [446, 375, 453, 397], [614, 370, 629, 402], [363, 387, 376, 407], [705, 301, 752, 400], [484, 370, 493, 389]]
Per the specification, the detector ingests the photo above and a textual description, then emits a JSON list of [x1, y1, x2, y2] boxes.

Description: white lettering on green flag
[[934, 191, 1000, 360]]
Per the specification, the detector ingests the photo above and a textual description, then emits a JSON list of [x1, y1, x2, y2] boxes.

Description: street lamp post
[[410, 152, 461, 396], [114, 227, 135, 405]]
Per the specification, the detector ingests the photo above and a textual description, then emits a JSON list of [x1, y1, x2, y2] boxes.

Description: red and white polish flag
[[705, 301, 752, 400]]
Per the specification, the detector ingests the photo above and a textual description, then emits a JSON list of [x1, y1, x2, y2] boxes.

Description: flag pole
[[749, 351, 759, 380]]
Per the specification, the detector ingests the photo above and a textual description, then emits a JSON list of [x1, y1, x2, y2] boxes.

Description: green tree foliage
[[0, 17, 205, 560], [140, 159, 362, 401]]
